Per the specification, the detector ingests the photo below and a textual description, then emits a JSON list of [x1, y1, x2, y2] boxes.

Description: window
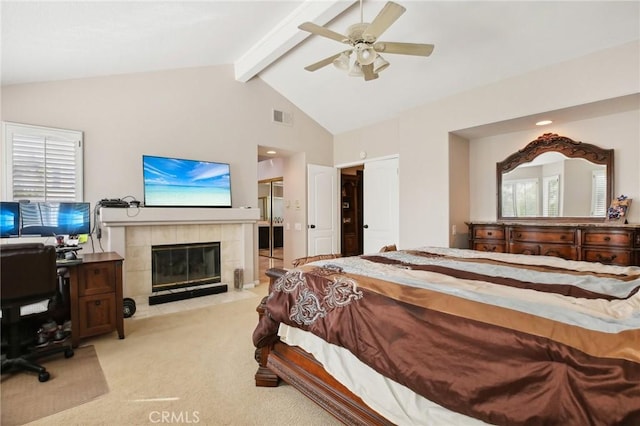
[[542, 175, 560, 217], [2, 122, 83, 201], [502, 178, 539, 217], [591, 169, 606, 216]]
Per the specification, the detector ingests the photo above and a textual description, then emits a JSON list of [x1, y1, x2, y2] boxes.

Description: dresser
[[467, 222, 640, 266]]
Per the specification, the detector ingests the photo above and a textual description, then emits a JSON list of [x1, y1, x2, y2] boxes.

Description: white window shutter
[[591, 169, 606, 216], [3, 122, 83, 202]]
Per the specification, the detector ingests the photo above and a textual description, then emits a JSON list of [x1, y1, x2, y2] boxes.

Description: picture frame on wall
[[606, 195, 632, 224]]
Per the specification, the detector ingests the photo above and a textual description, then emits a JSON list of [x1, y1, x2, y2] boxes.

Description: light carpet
[[1, 345, 109, 426], [18, 286, 340, 425]]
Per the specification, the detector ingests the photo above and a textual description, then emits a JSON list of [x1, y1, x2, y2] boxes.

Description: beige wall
[[2, 42, 639, 259], [448, 133, 470, 248], [1, 65, 333, 269], [469, 109, 639, 223], [1, 65, 333, 208], [334, 41, 639, 249]]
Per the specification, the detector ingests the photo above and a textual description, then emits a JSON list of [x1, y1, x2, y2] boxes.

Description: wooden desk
[[62, 252, 125, 348]]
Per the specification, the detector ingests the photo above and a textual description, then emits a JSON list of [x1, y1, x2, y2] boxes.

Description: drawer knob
[[560, 235, 565, 240], [487, 232, 492, 236], [604, 236, 611, 241], [95, 300, 101, 306]]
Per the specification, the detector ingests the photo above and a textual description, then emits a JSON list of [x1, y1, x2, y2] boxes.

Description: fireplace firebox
[[150, 241, 226, 305]]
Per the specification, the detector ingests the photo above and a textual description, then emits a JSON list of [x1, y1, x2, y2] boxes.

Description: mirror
[[497, 133, 613, 221], [258, 179, 284, 259]]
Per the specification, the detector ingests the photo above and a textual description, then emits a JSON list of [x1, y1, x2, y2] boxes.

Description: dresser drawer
[[510, 228, 575, 244], [582, 249, 632, 266], [510, 243, 578, 260], [582, 230, 633, 248], [473, 226, 505, 240], [473, 242, 506, 253]]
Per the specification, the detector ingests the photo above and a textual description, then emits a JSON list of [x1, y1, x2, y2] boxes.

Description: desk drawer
[[79, 293, 117, 337], [78, 263, 116, 296]]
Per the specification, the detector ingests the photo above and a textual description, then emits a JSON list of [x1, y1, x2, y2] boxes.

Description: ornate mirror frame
[[496, 133, 614, 222]]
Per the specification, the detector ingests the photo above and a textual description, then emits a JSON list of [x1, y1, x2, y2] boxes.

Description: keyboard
[[56, 258, 83, 266]]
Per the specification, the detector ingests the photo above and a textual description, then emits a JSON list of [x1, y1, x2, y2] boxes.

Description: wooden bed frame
[[254, 268, 393, 426]]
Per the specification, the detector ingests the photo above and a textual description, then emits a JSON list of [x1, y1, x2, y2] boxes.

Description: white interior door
[[363, 157, 399, 254], [307, 164, 338, 256]]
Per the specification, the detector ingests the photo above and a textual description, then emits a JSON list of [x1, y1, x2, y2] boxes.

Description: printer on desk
[[55, 245, 82, 264]]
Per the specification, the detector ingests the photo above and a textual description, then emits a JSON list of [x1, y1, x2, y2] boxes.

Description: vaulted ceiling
[[2, 1, 639, 135]]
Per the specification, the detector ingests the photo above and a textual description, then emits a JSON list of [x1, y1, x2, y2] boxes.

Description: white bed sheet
[[278, 323, 488, 426]]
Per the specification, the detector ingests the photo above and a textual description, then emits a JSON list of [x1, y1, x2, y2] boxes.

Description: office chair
[[1, 243, 74, 382]]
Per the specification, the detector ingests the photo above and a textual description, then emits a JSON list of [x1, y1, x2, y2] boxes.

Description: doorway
[[258, 179, 284, 260], [340, 166, 363, 256], [338, 157, 399, 255]]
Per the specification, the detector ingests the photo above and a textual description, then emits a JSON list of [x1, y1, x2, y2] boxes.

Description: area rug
[[1, 345, 109, 426]]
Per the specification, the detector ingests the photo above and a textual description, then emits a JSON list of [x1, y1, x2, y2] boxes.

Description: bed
[[252, 247, 640, 425]]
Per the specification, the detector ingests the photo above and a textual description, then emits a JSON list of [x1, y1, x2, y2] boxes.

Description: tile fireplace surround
[[98, 207, 259, 298]]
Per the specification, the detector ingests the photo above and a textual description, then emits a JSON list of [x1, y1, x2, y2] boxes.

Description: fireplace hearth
[[150, 241, 226, 305]]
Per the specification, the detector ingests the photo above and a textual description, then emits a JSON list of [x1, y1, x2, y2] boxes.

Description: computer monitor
[[0, 201, 21, 238], [20, 202, 91, 237]]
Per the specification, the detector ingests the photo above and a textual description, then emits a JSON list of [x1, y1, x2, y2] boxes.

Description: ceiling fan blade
[[362, 64, 379, 81], [304, 52, 343, 72], [298, 22, 349, 43], [374, 42, 434, 57], [363, 2, 406, 42]]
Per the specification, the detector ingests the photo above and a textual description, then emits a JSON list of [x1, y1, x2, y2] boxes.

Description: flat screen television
[[0, 201, 21, 238], [20, 202, 91, 236], [143, 155, 232, 207]]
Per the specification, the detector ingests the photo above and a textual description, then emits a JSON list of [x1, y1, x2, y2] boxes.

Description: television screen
[[20, 202, 91, 236], [0, 202, 21, 238], [143, 155, 232, 207]]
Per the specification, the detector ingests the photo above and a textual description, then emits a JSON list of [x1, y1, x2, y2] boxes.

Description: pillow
[[379, 244, 397, 252]]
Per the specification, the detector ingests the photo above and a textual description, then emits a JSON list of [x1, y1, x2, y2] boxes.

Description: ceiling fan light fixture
[[298, 1, 434, 81], [348, 61, 364, 77], [355, 43, 376, 66], [373, 55, 390, 73], [333, 51, 351, 71]]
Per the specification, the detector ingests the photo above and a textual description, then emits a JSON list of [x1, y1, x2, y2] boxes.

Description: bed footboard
[[253, 267, 391, 425], [254, 268, 286, 387]]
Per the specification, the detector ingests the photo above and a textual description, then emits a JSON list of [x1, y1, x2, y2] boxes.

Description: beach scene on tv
[[143, 156, 232, 207]]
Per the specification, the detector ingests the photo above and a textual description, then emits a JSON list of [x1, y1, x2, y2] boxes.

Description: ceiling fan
[[298, 0, 434, 81]]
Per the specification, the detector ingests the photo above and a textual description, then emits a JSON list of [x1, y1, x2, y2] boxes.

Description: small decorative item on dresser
[[607, 195, 632, 223]]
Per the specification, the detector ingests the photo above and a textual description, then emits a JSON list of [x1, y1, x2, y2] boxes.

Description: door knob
[[309, 224, 316, 229], [363, 225, 369, 229]]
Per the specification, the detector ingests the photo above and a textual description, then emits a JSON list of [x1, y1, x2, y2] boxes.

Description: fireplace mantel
[[99, 207, 259, 226], [97, 207, 260, 298]]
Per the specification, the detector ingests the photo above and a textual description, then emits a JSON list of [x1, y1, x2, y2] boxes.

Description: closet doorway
[[258, 179, 284, 259], [341, 166, 364, 256]]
